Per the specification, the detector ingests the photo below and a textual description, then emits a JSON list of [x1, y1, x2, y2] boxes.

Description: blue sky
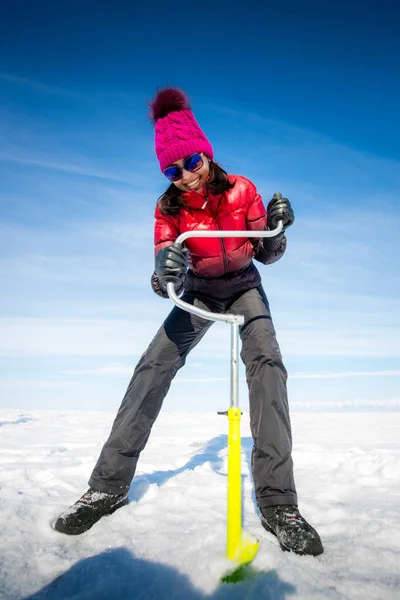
[[0, 1, 399, 412]]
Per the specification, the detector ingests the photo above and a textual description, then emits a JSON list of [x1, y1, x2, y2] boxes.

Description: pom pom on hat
[[150, 88, 191, 122], [150, 86, 214, 172]]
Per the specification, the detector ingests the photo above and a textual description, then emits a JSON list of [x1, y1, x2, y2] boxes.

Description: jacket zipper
[[207, 197, 229, 274]]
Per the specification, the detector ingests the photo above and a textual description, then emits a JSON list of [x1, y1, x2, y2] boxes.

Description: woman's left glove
[[267, 192, 295, 231], [155, 242, 188, 290]]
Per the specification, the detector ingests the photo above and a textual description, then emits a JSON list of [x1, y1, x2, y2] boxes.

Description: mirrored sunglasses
[[163, 153, 204, 182]]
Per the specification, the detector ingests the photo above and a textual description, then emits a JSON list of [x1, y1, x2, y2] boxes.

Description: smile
[[186, 177, 201, 188]]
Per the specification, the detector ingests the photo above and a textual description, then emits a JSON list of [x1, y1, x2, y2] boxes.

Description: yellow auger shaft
[[226, 406, 242, 560]]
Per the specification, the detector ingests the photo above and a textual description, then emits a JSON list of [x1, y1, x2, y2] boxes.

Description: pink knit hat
[[150, 87, 214, 172]]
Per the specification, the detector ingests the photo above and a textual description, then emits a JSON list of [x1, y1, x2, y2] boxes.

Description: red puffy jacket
[[154, 175, 267, 278]]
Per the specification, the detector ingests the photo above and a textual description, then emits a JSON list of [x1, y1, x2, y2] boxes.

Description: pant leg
[[229, 286, 297, 508], [89, 295, 213, 494]]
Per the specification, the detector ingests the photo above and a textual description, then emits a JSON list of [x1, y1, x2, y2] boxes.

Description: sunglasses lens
[[163, 166, 182, 181], [184, 153, 203, 172], [163, 154, 203, 181]]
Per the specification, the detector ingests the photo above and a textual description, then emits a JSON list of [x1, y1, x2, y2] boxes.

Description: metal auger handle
[[166, 221, 283, 325]]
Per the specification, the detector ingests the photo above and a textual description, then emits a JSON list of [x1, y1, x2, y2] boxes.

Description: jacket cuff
[[253, 235, 287, 265], [262, 233, 285, 251], [151, 271, 169, 298], [151, 271, 185, 299]]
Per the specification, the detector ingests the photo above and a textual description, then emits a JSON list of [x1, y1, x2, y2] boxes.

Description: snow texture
[[0, 410, 400, 599]]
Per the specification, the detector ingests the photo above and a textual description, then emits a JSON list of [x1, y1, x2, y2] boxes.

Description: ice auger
[[166, 223, 283, 573]]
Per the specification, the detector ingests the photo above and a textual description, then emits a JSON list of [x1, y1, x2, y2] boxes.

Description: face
[[167, 152, 210, 194]]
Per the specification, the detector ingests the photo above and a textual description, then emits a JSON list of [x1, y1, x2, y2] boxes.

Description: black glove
[[267, 192, 295, 231], [155, 242, 188, 289]]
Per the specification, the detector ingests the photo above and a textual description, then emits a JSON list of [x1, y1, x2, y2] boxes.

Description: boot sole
[[53, 497, 129, 536]]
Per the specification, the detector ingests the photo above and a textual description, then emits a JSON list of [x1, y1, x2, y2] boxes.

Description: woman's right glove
[[155, 242, 188, 290]]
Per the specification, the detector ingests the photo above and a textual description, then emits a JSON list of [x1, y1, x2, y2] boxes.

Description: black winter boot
[[54, 488, 129, 535], [260, 505, 324, 556]]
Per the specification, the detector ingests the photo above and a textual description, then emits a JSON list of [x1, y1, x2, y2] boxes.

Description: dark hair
[[157, 160, 235, 216]]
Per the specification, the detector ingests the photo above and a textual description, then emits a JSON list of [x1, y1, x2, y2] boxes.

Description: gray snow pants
[[89, 286, 297, 508]]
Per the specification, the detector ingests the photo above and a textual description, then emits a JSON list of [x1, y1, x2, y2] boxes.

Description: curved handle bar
[[166, 221, 283, 324]]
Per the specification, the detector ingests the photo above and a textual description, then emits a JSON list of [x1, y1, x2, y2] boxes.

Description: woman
[[54, 88, 323, 556]]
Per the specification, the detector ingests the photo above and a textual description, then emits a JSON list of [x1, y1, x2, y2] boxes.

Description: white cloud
[[63, 363, 138, 376], [0, 141, 137, 185], [0, 71, 146, 104], [0, 72, 84, 97], [291, 370, 400, 379], [0, 217, 154, 292], [290, 397, 400, 410], [279, 326, 400, 357], [0, 317, 398, 358], [62, 366, 400, 380], [0, 318, 229, 358], [0, 374, 398, 413]]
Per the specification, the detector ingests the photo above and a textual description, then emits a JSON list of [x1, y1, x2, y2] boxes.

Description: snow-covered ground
[[1, 410, 400, 600]]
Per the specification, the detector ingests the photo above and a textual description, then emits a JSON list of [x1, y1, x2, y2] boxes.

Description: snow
[[1, 410, 400, 599]]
